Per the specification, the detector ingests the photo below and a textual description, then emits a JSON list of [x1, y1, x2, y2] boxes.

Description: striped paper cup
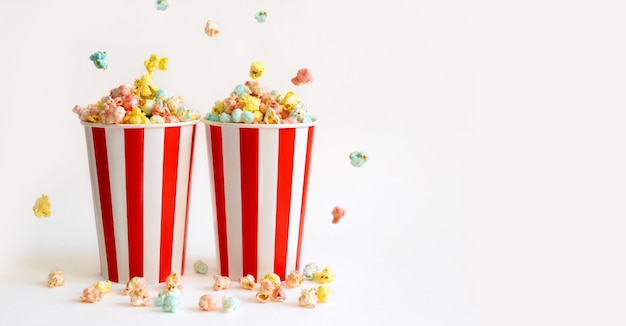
[[82, 120, 199, 284], [202, 119, 318, 281]]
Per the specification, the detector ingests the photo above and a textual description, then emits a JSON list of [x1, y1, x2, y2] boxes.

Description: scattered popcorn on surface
[[155, 288, 181, 313], [213, 275, 231, 291], [303, 263, 319, 280], [204, 20, 220, 37], [33, 194, 51, 218], [255, 278, 273, 303], [298, 288, 318, 308], [332, 206, 346, 224], [47, 270, 64, 287], [349, 151, 368, 167], [285, 270, 304, 288], [130, 288, 150, 307], [89, 51, 107, 70], [315, 266, 335, 283], [198, 294, 217, 311], [222, 295, 241, 312], [92, 280, 112, 294], [317, 285, 332, 303], [124, 276, 147, 296], [239, 274, 256, 290], [255, 11, 267, 23], [80, 287, 104, 303], [193, 260, 208, 274], [165, 272, 183, 291], [255, 274, 287, 303], [291, 68, 314, 86]]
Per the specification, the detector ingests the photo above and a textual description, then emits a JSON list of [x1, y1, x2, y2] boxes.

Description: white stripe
[[205, 126, 221, 273], [221, 126, 243, 279], [256, 128, 279, 278], [171, 125, 193, 276], [106, 128, 129, 283], [142, 127, 164, 284], [285, 127, 309, 274], [85, 126, 108, 280]]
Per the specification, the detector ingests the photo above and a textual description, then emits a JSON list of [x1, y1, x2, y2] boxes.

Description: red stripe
[[274, 128, 296, 279], [124, 129, 144, 279], [159, 127, 180, 281], [296, 126, 315, 270], [210, 125, 228, 276], [91, 128, 118, 282], [239, 128, 259, 278], [181, 124, 197, 275]]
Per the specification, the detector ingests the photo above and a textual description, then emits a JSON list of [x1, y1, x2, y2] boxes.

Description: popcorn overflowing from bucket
[[204, 62, 315, 124], [73, 54, 201, 124]]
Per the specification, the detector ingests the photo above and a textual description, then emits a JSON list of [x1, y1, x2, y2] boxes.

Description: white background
[[1, 0, 625, 325]]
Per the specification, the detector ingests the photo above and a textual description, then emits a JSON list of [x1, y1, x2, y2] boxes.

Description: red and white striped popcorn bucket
[[202, 119, 318, 281], [82, 121, 199, 284]]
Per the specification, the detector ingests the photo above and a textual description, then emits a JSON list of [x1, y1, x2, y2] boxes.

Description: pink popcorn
[[332, 206, 346, 224], [47, 270, 65, 287], [101, 99, 126, 124], [213, 275, 231, 291], [198, 294, 217, 311], [80, 287, 103, 303], [291, 68, 314, 86], [285, 270, 304, 288], [124, 276, 147, 296]]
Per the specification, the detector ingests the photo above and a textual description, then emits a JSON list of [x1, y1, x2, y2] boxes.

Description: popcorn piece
[[198, 294, 217, 311], [239, 274, 256, 290], [213, 275, 231, 291], [315, 266, 335, 283], [124, 276, 147, 295], [89, 51, 107, 70], [303, 263, 319, 280], [80, 287, 103, 303], [162, 295, 181, 313], [130, 288, 150, 306], [262, 273, 281, 288], [155, 0, 169, 11], [92, 280, 112, 294], [255, 291, 272, 303], [272, 287, 287, 302], [33, 194, 51, 218], [47, 270, 65, 287], [255, 278, 274, 303], [204, 20, 220, 37], [285, 270, 304, 288], [349, 151, 368, 167], [155, 288, 181, 312], [331, 206, 346, 224], [165, 272, 183, 291], [317, 285, 332, 303], [193, 260, 208, 274], [298, 288, 318, 308], [255, 11, 267, 23], [249, 61, 265, 80], [222, 295, 241, 312], [256, 274, 287, 303], [291, 68, 314, 86]]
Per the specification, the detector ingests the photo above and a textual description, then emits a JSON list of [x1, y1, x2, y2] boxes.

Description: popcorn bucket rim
[[80, 120, 200, 129], [200, 118, 318, 129]]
